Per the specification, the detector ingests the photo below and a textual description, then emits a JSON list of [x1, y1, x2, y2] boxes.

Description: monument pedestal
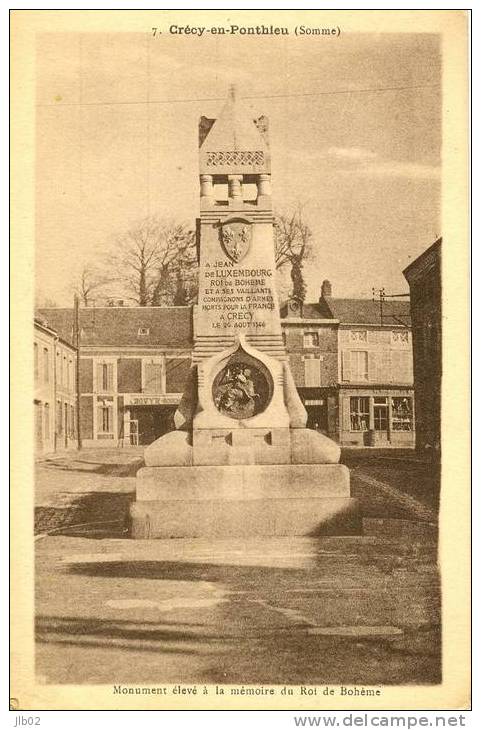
[[130, 464, 360, 538]]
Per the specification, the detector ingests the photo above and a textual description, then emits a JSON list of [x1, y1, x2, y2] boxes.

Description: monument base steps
[[130, 464, 361, 538]]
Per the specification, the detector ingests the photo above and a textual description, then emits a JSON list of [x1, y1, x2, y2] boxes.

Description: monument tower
[[130, 87, 360, 538]]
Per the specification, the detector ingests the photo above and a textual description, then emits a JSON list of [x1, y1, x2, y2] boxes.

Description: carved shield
[[220, 220, 252, 262]]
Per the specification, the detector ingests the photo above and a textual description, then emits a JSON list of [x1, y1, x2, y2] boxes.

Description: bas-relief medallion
[[212, 351, 273, 420]]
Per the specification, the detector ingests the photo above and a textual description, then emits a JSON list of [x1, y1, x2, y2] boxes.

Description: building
[[281, 281, 415, 448], [403, 238, 442, 453], [34, 317, 77, 454], [39, 282, 414, 449], [38, 307, 193, 447]]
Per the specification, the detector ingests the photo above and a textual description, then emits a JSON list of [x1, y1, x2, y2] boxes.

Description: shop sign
[[123, 394, 179, 406]]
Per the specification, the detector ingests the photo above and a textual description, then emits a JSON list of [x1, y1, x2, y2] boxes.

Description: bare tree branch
[[274, 206, 313, 302]]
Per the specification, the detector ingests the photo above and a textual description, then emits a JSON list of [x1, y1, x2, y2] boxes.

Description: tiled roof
[[403, 237, 441, 282], [323, 297, 411, 326], [281, 298, 411, 326], [279, 301, 329, 319], [37, 307, 194, 348]]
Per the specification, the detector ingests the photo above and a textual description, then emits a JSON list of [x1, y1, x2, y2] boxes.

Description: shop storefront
[[121, 394, 180, 446], [339, 387, 415, 448]]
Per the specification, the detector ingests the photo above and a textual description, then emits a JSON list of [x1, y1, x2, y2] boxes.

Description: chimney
[[321, 280, 332, 298]]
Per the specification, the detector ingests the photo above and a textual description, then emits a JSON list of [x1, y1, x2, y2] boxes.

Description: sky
[[35, 31, 441, 306]]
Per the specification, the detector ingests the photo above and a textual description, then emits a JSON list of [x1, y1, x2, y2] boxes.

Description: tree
[[35, 290, 59, 309], [74, 264, 116, 306], [112, 217, 197, 306], [290, 255, 307, 302], [274, 206, 313, 302], [149, 223, 197, 306]]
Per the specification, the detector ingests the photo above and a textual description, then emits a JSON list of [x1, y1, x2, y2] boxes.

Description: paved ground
[[344, 450, 440, 519], [35, 449, 143, 537], [34, 447, 441, 686]]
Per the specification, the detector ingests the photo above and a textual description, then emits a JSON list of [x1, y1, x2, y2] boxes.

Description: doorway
[[373, 397, 390, 444], [130, 406, 176, 445], [64, 402, 69, 448], [306, 403, 328, 433]]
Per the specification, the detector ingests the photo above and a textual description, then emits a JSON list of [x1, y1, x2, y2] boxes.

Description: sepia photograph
[[10, 9, 470, 712]]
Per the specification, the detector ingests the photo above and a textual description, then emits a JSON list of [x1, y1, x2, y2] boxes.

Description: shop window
[[350, 397, 370, 431], [43, 348, 49, 383], [350, 330, 367, 343], [34, 343, 38, 381], [392, 397, 413, 431], [144, 362, 162, 394], [303, 331, 319, 348], [97, 362, 114, 393], [350, 351, 368, 381]]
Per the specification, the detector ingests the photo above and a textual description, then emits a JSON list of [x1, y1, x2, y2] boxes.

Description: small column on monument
[[200, 174, 214, 209], [257, 173, 272, 207], [228, 174, 243, 210]]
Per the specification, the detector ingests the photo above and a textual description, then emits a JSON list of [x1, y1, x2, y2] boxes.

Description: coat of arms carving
[[220, 220, 252, 262]]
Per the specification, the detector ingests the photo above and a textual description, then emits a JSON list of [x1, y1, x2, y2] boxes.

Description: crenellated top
[[199, 86, 272, 210]]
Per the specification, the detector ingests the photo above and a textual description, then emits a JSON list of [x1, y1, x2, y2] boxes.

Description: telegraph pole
[[372, 287, 386, 326], [372, 287, 410, 327], [73, 294, 82, 450]]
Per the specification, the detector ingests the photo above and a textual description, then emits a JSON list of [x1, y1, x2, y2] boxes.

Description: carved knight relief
[[220, 219, 252, 263], [212, 349, 273, 420]]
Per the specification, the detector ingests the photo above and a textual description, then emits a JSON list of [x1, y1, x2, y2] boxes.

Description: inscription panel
[[197, 220, 281, 337]]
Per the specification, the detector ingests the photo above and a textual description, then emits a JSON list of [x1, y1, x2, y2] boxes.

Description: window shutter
[[342, 397, 351, 430], [107, 363, 114, 391], [391, 351, 402, 382], [407, 351, 413, 382], [368, 352, 377, 382], [398, 352, 410, 382], [145, 363, 162, 393], [341, 351, 351, 381], [380, 351, 391, 383], [96, 364, 103, 391], [304, 358, 320, 387]]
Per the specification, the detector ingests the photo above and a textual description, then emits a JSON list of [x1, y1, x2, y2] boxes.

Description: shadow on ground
[[35, 492, 136, 538], [41, 457, 143, 478]]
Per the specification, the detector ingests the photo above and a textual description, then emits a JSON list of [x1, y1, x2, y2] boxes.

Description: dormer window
[[138, 327, 150, 336]]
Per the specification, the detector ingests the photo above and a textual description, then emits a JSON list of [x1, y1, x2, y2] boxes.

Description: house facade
[[39, 285, 414, 449], [403, 238, 441, 453], [38, 307, 193, 447], [34, 318, 77, 454], [280, 281, 415, 448]]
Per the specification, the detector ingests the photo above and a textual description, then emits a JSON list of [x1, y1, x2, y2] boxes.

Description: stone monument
[[130, 86, 360, 538]]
